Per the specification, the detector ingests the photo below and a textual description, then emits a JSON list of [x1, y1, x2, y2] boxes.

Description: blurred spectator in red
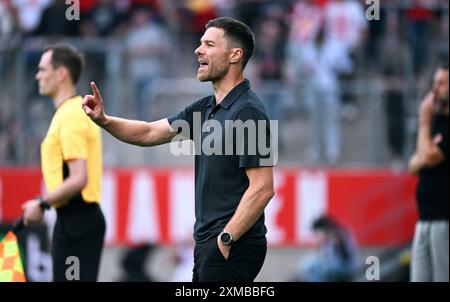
[[287, 0, 323, 48], [80, 0, 98, 14], [182, 0, 217, 43], [314, 0, 329, 7], [130, 0, 160, 10]]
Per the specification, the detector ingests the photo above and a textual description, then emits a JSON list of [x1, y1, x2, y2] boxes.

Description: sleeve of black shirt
[[236, 106, 274, 168], [167, 98, 207, 140]]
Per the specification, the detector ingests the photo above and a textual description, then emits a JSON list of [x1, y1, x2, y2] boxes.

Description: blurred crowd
[[0, 0, 448, 166]]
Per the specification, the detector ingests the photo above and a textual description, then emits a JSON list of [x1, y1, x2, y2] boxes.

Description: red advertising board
[[0, 167, 418, 247]]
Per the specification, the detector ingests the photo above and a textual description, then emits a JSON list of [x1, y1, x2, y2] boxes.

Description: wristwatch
[[219, 231, 235, 246], [37, 196, 50, 211]]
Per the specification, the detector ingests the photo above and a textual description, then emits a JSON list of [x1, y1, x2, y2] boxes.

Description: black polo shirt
[[416, 113, 449, 221], [168, 79, 274, 244]]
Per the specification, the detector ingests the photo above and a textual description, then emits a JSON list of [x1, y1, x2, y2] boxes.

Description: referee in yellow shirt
[[21, 43, 105, 282]]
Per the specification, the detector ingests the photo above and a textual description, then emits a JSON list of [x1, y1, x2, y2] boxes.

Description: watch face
[[220, 232, 232, 244]]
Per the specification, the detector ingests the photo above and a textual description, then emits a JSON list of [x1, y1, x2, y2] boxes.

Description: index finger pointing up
[[91, 81, 100, 98]]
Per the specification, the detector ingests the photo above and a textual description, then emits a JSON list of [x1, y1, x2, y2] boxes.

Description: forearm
[[83, 83, 175, 147], [409, 125, 432, 173], [43, 176, 86, 207], [415, 123, 444, 167], [416, 125, 433, 159], [101, 115, 154, 146], [408, 153, 421, 175], [224, 186, 274, 241]]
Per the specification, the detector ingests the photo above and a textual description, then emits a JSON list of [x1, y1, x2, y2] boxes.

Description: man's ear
[[57, 66, 70, 83], [230, 48, 243, 65]]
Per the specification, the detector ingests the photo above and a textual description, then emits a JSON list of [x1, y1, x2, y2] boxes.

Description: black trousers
[[52, 202, 105, 282], [193, 236, 267, 282]]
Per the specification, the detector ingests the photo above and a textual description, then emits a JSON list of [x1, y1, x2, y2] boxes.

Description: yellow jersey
[[41, 96, 102, 206]]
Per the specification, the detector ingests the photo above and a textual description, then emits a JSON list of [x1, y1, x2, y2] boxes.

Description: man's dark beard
[[200, 65, 229, 82]]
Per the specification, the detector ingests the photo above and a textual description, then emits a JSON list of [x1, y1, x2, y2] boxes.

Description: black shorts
[[193, 236, 267, 282], [52, 201, 105, 282]]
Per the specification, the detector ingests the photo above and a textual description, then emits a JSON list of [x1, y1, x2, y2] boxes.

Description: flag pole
[[11, 217, 25, 234]]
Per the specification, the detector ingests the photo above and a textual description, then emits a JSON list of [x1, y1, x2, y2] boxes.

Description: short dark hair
[[206, 17, 255, 69], [43, 43, 84, 84]]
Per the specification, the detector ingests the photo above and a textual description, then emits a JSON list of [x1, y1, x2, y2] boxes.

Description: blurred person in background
[[300, 27, 341, 164], [378, 2, 406, 168], [11, 0, 51, 36], [0, 0, 16, 45], [285, 0, 323, 110], [125, 6, 169, 121], [252, 17, 287, 139], [408, 63, 449, 282], [405, 0, 436, 75], [82, 17, 275, 282], [286, 0, 323, 70], [0, 0, 18, 164], [294, 215, 359, 282], [21, 43, 105, 282], [323, 0, 367, 122], [383, 65, 406, 169], [36, 0, 79, 37]]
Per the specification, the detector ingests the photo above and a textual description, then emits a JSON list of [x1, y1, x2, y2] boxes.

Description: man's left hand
[[217, 237, 231, 260], [21, 199, 44, 225]]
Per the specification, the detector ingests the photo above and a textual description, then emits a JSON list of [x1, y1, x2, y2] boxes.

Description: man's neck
[[212, 72, 244, 104], [52, 85, 77, 109]]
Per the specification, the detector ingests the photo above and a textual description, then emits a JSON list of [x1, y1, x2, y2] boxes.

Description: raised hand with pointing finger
[[82, 82, 107, 125]]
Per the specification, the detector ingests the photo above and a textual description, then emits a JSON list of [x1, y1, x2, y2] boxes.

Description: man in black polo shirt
[[82, 17, 276, 281], [408, 64, 449, 282]]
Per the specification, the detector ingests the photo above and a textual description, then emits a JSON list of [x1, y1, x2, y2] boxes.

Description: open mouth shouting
[[198, 60, 209, 71]]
